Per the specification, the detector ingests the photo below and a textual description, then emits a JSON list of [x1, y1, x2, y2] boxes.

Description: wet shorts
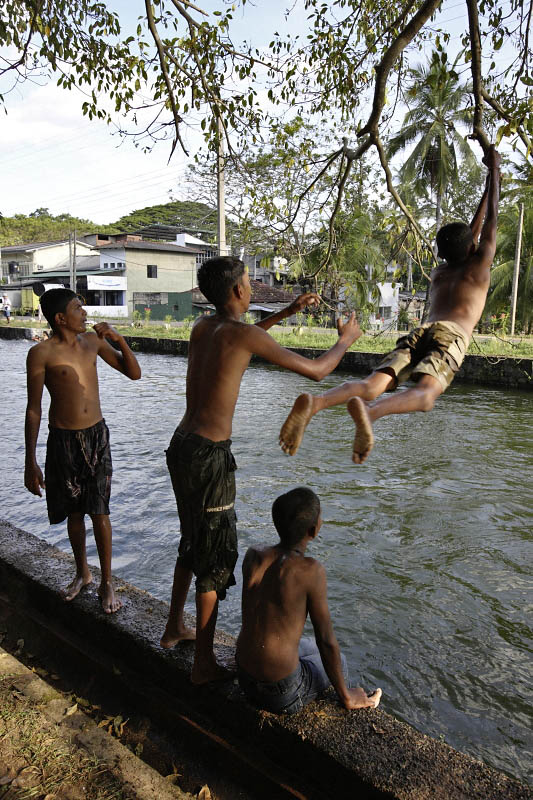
[[166, 428, 238, 600], [374, 320, 470, 392], [45, 419, 112, 525], [237, 638, 349, 714]]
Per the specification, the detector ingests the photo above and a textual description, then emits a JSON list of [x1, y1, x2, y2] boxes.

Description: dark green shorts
[[45, 419, 112, 525], [166, 428, 238, 600]]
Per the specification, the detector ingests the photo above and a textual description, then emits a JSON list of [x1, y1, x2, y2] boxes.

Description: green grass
[[7, 318, 533, 358], [117, 322, 533, 358]]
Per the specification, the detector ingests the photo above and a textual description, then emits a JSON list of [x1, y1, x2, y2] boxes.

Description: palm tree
[[388, 51, 478, 235], [486, 202, 533, 334]]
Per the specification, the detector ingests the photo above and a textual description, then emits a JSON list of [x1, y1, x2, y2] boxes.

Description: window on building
[[103, 262, 108, 268], [378, 306, 392, 320], [147, 264, 158, 279]]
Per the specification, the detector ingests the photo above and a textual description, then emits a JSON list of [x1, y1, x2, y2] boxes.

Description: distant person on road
[[280, 145, 502, 463], [24, 289, 141, 613], [160, 256, 361, 685], [2, 294, 11, 324], [236, 487, 382, 714]]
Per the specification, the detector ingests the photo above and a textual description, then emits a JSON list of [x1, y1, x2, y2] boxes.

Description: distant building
[[192, 279, 299, 323], [97, 240, 199, 319], [1, 236, 199, 320], [1, 239, 95, 280]]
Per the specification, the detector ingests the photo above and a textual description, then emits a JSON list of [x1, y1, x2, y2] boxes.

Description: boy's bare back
[[237, 545, 322, 682], [429, 146, 501, 337]]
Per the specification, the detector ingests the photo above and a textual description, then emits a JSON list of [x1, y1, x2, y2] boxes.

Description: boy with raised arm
[[280, 145, 502, 463], [160, 256, 361, 684], [236, 487, 382, 714], [24, 289, 141, 613]]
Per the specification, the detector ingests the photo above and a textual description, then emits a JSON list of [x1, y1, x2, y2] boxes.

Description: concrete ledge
[[2, 326, 531, 390], [0, 521, 529, 800]]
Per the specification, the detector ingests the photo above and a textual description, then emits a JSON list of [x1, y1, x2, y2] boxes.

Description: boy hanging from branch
[[279, 145, 501, 464]]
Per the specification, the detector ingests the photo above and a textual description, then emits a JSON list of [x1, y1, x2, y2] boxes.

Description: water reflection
[[1, 340, 532, 784]]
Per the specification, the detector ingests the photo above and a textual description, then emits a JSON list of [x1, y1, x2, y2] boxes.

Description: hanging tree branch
[[466, 0, 491, 156]]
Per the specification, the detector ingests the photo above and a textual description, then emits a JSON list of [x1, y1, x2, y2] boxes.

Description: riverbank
[[2, 324, 532, 390], [1, 520, 530, 800]]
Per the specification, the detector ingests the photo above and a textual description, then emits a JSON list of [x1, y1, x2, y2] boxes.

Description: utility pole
[[68, 232, 73, 291], [216, 113, 228, 257], [510, 203, 524, 337], [72, 228, 77, 293]]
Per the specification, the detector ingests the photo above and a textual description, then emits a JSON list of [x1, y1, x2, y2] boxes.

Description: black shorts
[[45, 420, 112, 524], [166, 428, 238, 600]]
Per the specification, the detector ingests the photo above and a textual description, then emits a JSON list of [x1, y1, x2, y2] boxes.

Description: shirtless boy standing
[[160, 256, 361, 684], [236, 487, 382, 713], [280, 146, 501, 463], [24, 289, 141, 613]]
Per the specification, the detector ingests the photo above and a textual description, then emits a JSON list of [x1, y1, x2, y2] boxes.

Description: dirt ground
[[0, 631, 264, 800], [0, 670, 136, 800]]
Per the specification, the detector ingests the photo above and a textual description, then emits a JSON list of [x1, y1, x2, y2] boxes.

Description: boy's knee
[[418, 390, 437, 412], [359, 380, 382, 401]]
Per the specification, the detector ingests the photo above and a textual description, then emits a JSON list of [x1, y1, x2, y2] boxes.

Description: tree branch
[[359, 0, 444, 138], [465, 0, 490, 155], [372, 133, 435, 276], [481, 88, 533, 154], [144, 0, 188, 159]]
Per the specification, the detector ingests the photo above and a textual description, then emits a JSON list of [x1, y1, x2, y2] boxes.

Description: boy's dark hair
[[272, 487, 321, 548], [40, 288, 77, 330], [436, 222, 474, 264], [197, 256, 246, 308]]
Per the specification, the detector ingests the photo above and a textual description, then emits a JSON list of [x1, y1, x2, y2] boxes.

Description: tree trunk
[[422, 191, 442, 322]]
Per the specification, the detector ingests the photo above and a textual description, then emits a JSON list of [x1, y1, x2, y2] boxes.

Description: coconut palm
[[388, 51, 478, 235], [486, 200, 533, 334]]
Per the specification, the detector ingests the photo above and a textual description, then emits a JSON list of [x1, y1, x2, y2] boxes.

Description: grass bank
[[5, 318, 533, 359]]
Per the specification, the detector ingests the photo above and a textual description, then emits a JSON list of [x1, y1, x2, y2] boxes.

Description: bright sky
[[0, 1, 517, 225]]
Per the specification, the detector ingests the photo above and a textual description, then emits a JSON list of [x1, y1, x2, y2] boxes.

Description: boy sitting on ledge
[[236, 486, 381, 714]]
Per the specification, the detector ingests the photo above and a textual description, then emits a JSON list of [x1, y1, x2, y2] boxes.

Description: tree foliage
[[1, 0, 532, 280], [0, 209, 113, 246]]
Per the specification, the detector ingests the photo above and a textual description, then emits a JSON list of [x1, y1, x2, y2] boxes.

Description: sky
[[0, 0, 518, 226]]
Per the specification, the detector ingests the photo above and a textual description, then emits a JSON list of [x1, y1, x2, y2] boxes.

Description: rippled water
[[1, 338, 532, 784]]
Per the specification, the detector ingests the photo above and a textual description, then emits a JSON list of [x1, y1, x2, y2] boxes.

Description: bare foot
[[191, 661, 236, 686], [279, 393, 314, 455], [98, 581, 123, 614], [347, 397, 374, 464], [344, 687, 382, 710], [61, 573, 92, 602], [160, 625, 196, 649]]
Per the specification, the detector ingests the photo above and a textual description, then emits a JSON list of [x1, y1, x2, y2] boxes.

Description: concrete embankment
[[2, 325, 532, 390], [1, 520, 530, 800]]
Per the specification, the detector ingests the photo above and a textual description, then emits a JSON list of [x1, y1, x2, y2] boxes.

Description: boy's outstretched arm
[[245, 312, 361, 381], [474, 146, 502, 269], [93, 323, 141, 380], [24, 346, 46, 497], [308, 563, 381, 710], [255, 293, 321, 331], [469, 173, 490, 244]]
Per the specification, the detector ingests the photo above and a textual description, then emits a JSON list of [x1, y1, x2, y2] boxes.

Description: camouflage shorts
[[374, 320, 470, 392]]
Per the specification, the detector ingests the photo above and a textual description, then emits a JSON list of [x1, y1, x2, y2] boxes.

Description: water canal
[[1, 338, 532, 784]]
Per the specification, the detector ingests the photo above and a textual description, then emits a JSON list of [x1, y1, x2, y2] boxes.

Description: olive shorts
[[375, 320, 470, 392]]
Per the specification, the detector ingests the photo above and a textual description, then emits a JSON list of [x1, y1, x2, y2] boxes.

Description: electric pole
[[216, 114, 228, 257], [510, 203, 524, 337]]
